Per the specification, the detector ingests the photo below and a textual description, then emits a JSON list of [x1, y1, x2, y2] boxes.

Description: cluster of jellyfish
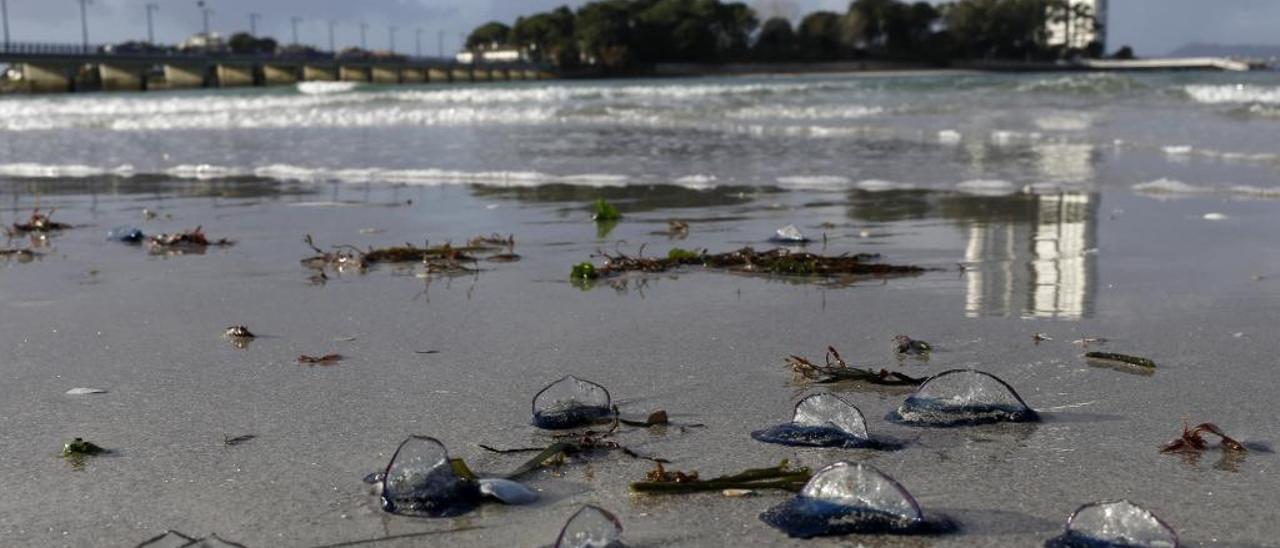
[[370, 370, 1180, 547]]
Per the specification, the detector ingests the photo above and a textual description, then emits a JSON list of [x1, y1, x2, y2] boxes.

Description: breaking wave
[[1184, 84, 1280, 105]]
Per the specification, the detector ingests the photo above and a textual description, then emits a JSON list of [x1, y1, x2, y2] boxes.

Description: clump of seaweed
[[893, 335, 932, 356], [581, 246, 924, 281], [148, 226, 234, 254], [1085, 351, 1156, 369], [592, 198, 621, 221], [469, 233, 521, 262], [631, 460, 812, 494], [787, 346, 924, 386], [300, 235, 368, 272], [1160, 421, 1246, 453], [0, 248, 40, 263], [297, 354, 343, 365], [9, 207, 72, 234], [487, 415, 673, 479], [652, 219, 689, 239], [62, 437, 109, 470], [570, 262, 599, 280]]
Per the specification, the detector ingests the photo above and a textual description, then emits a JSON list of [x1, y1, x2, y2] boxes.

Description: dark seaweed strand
[[1085, 352, 1156, 368]]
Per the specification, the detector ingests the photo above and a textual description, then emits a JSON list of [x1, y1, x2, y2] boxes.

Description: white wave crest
[[775, 175, 852, 189], [1131, 178, 1211, 195], [297, 81, 359, 95], [956, 179, 1017, 196], [1185, 84, 1280, 105]]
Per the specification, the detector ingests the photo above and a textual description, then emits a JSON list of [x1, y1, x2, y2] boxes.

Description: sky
[[2, 0, 1279, 57]]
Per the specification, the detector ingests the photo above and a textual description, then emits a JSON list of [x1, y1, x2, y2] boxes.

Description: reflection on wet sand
[[849, 189, 1098, 319], [964, 192, 1097, 319]]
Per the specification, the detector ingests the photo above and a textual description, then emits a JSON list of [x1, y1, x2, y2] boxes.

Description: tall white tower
[[1047, 0, 1108, 52]]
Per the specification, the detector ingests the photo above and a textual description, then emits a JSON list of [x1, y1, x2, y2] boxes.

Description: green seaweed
[[62, 437, 106, 457], [592, 198, 621, 221], [631, 460, 812, 494], [1085, 351, 1156, 369], [571, 262, 599, 280], [667, 248, 702, 262]]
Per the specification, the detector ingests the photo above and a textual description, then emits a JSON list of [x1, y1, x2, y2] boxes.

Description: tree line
[[465, 0, 1113, 70]]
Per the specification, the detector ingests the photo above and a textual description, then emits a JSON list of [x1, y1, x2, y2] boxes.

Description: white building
[[1046, 0, 1107, 51]]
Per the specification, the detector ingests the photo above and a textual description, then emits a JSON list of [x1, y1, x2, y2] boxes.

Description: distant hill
[[1167, 42, 1280, 59]]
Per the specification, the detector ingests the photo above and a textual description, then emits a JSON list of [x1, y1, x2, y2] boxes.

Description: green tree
[[754, 17, 797, 61], [511, 7, 579, 67], [466, 21, 512, 50], [575, 1, 636, 68], [228, 32, 277, 54], [797, 11, 843, 60]]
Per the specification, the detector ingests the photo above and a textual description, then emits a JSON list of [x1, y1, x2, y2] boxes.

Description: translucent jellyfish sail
[[532, 375, 613, 429], [555, 505, 624, 548], [752, 394, 876, 448], [760, 462, 940, 538], [891, 369, 1038, 426], [1046, 500, 1179, 548], [380, 436, 481, 517]]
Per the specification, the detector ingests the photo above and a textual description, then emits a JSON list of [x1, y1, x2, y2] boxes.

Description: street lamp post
[[145, 3, 158, 44], [359, 21, 367, 50], [438, 30, 445, 57], [415, 28, 423, 57], [328, 20, 336, 53], [197, 2, 212, 37], [249, 13, 260, 36], [2, 0, 11, 49], [388, 26, 397, 53], [290, 16, 301, 46], [78, 0, 91, 53]]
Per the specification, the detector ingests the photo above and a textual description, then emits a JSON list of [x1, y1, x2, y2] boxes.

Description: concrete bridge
[[0, 42, 556, 93]]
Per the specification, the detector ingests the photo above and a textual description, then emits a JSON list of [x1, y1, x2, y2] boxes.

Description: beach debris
[[890, 369, 1039, 426], [1160, 421, 1246, 454], [752, 394, 886, 449], [148, 226, 233, 253], [135, 530, 249, 548], [532, 376, 614, 430], [583, 247, 924, 280], [478, 478, 539, 505], [1044, 500, 1178, 548], [893, 335, 932, 355], [786, 346, 924, 386], [592, 198, 621, 221], [142, 209, 158, 221], [723, 489, 756, 497], [554, 505, 623, 548], [570, 262, 599, 280], [107, 226, 145, 244], [1033, 333, 1053, 344], [224, 326, 255, 339], [0, 248, 40, 262], [666, 247, 703, 262], [653, 219, 689, 238], [300, 235, 368, 271], [9, 208, 72, 233], [632, 460, 811, 494], [297, 354, 343, 365], [62, 437, 107, 457], [759, 462, 951, 539], [223, 434, 256, 447], [1072, 337, 1108, 347], [1203, 212, 1227, 221], [467, 233, 515, 249], [1086, 352, 1156, 369], [380, 436, 483, 517], [66, 387, 107, 396], [770, 224, 810, 244]]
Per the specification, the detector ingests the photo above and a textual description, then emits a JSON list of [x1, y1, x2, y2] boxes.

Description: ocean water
[[2, 71, 1280, 547], [0, 70, 1277, 192]]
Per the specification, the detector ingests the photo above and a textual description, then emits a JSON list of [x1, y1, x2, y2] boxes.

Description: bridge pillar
[[522, 69, 540, 80], [492, 68, 510, 81], [370, 66, 400, 84], [427, 68, 450, 83], [302, 65, 336, 81], [473, 68, 492, 82], [450, 67, 473, 82], [537, 71, 556, 80], [20, 64, 72, 93], [400, 68, 426, 83], [263, 65, 299, 86], [163, 64, 206, 89], [508, 69, 526, 81], [339, 66, 370, 83], [215, 65, 253, 87], [96, 64, 145, 91]]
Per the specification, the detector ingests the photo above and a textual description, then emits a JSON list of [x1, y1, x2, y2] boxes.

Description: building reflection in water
[[848, 189, 1098, 319], [963, 192, 1097, 319]]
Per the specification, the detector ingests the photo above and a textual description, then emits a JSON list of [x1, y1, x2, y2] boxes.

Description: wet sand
[[1, 180, 1278, 547]]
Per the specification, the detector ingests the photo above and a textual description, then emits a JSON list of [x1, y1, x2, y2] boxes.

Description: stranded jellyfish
[[890, 369, 1038, 426], [532, 376, 614, 430], [760, 462, 952, 538]]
